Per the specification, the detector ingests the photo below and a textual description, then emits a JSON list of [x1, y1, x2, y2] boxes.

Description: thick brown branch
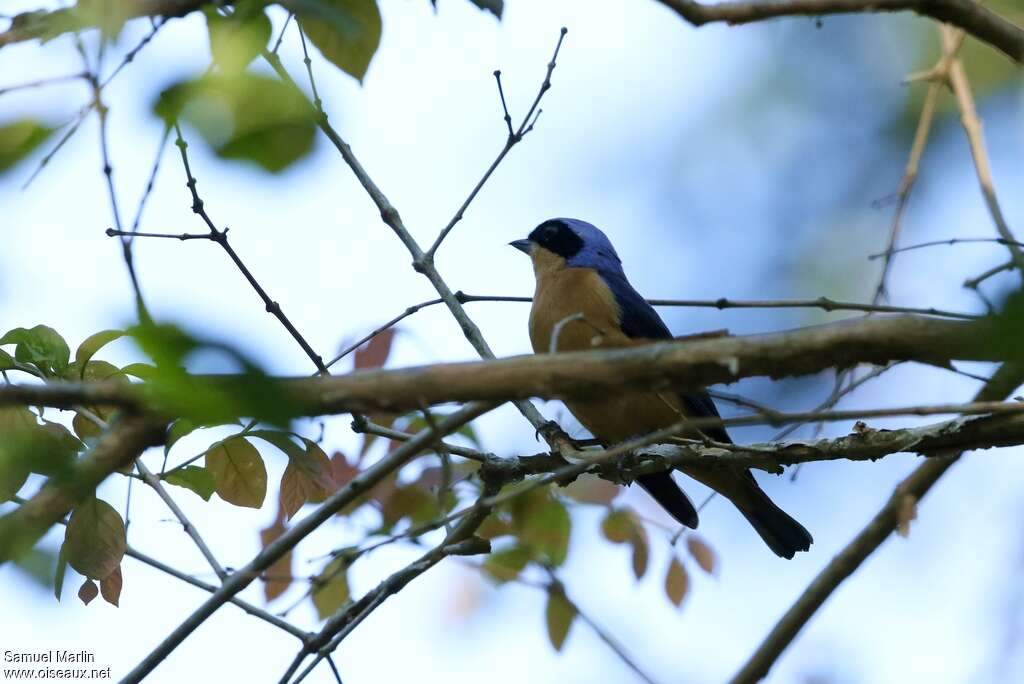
[[0, 414, 166, 565], [0, 315, 1000, 416], [657, 0, 1024, 63]]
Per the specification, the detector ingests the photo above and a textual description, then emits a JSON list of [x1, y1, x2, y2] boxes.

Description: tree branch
[[0, 315, 1002, 416], [728, 362, 1024, 684], [120, 401, 496, 684], [656, 0, 1024, 63], [0, 414, 166, 565]]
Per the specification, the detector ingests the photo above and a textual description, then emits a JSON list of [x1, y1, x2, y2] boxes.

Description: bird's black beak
[[509, 239, 532, 255]]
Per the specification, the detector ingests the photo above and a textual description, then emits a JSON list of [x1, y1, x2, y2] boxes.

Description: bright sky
[[2, 1, 1024, 683]]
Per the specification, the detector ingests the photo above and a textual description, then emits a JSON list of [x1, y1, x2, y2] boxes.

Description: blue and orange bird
[[511, 218, 812, 559]]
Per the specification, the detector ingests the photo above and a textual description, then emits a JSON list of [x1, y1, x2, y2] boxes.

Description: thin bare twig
[[426, 27, 568, 256]]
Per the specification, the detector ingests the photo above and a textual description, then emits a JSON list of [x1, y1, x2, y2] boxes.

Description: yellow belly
[[528, 266, 687, 443]]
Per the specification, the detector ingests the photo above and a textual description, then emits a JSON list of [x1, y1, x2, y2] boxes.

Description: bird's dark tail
[[638, 472, 698, 528], [733, 473, 812, 559]]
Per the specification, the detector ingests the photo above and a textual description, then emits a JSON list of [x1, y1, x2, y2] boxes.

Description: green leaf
[[545, 588, 576, 651], [0, 452, 30, 502], [381, 485, 440, 528], [120, 362, 158, 380], [0, 120, 54, 173], [0, 408, 79, 481], [0, 348, 15, 371], [312, 556, 350, 619], [11, 546, 57, 588], [153, 72, 316, 172], [600, 508, 638, 544], [295, 0, 382, 82], [73, 330, 124, 375], [468, 0, 503, 18], [518, 496, 571, 567], [128, 322, 299, 426], [54, 546, 68, 601], [204, 5, 272, 72], [63, 498, 127, 581], [0, 325, 70, 377], [165, 465, 216, 501], [206, 436, 267, 508], [482, 545, 531, 583]]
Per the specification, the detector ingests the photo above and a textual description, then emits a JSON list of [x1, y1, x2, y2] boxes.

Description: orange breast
[[528, 267, 686, 443]]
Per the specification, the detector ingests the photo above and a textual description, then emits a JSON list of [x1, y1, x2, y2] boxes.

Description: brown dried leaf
[[280, 440, 335, 519], [260, 508, 293, 601], [100, 565, 122, 607], [897, 494, 918, 538], [78, 578, 98, 606], [545, 587, 576, 652], [630, 527, 649, 580], [64, 498, 126, 580], [687, 535, 717, 576], [330, 451, 359, 487], [206, 436, 267, 508], [665, 556, 689, 607], [354, 328, 396, 370]]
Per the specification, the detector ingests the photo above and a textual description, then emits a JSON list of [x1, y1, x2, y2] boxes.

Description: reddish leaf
[[687, 535, 718, 576], [100, 565, 122, 606], [78, 578, 98, 606], [280, 440, 335, 519], [330, 451, 358, 487], [665, 556, 689, 607], [64, 498, 126, 580], [545, 588, 576, 651], [354, 329, 396, 370], [206, 436, 267, 508], [260, 508, 293, 601]]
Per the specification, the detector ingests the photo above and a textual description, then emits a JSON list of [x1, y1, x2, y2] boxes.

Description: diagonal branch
[[120, 401, 496, 684], [0, 414, 166, 565], [728, 361, 1024, 684], [656, 0, 1024, 63]]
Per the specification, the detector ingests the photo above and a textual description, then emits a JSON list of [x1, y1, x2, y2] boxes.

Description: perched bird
[[510, 218, 812, 559]]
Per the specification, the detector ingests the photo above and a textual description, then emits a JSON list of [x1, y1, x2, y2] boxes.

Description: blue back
[[553, 218, 731, 443]]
